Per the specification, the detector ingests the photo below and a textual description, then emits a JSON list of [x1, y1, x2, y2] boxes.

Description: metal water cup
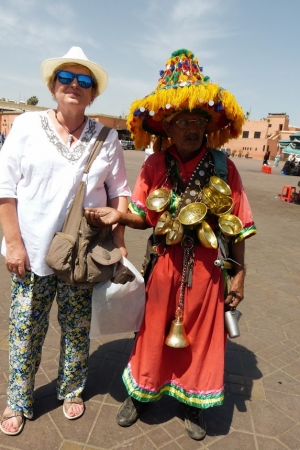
[[224, 309, 242, 338]]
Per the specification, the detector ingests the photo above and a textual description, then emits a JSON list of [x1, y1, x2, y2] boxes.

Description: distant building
[[0, 100, 128, 139], [226, 113, 300, 161]]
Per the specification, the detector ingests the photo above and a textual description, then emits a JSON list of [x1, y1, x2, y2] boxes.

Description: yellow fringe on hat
[[127, 71, 245, 150]]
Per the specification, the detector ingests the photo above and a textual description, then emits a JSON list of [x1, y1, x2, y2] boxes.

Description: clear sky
[[1, 0, 300, 125]]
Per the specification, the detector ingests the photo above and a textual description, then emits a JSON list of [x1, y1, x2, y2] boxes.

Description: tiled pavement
[[0, 153, 300, 450]]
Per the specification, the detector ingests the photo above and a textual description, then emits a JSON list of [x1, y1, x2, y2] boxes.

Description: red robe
[[124, 146, 256, 408]]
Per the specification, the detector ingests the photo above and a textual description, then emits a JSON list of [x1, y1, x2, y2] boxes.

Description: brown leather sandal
[[0, 409, 24, 436], [63, 397, 85, 420]]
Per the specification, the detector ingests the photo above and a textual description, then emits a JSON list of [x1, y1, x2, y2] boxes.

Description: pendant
[[67, 134, 73, 147]]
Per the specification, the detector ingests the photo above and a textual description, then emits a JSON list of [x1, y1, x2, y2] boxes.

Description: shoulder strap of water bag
[[208, 148, 228, 182]]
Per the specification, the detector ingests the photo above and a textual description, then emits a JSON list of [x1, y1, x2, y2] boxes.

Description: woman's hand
[[84, 207, 122, 227], [5, 242, 30, 278], [0, 198, 30, 278]]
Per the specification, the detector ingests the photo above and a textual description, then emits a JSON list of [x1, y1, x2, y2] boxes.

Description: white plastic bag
[[90, 256, 145, 337]]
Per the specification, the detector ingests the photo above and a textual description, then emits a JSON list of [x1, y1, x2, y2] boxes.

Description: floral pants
[[7, 271, 93, 419]]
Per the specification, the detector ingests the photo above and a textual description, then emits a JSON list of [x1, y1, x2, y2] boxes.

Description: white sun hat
[[40, 46, 108, 96]]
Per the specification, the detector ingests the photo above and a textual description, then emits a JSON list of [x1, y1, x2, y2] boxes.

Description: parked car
[[120, 139, 134, 150], [220, 147, 231, 157]]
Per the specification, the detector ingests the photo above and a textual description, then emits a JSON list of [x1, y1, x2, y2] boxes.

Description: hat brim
[[142, 108, 230, 137], [40, 57, 108, 96]]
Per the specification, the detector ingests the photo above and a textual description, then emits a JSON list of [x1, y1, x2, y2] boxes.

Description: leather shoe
[[116, 396, 145, 427], [181, 404, 206, 440]]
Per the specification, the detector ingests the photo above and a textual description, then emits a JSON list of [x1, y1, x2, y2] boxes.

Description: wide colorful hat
[[127, 49, 245, 150]]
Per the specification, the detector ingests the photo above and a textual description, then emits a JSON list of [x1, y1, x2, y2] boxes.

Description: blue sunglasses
[[56, 70, 94, 89]]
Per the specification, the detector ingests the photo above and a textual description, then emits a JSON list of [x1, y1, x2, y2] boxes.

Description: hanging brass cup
[[166, 219, 184, 245], [197, 220, 218, 249], [154, 211, 173, 235], [210, 194, 234, 216], [145, 188, 170, 212], [208, 176, 232, 196], [218, 214, 243, 236], [201, 187, 219, 209], [178, 202, 207, 226]]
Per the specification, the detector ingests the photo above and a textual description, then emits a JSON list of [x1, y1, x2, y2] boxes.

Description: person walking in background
[[84, 49, 257, 441], [262, 150, 270, 165], [0, 47, 130, 436], [0, 132, 5, 150], [144, 135, 155, 160], [273, 150, 281, 167]]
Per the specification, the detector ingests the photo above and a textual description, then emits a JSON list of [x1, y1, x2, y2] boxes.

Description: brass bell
[[165, 315, 189, 348]]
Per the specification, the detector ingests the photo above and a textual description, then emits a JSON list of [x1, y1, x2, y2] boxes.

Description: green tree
[[27, 96, 39, 105]]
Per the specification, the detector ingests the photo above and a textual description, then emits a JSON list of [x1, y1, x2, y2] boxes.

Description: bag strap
[[208, 148, 228, 182], [60, 126, 111, 237], [83, 126, 111, 175]]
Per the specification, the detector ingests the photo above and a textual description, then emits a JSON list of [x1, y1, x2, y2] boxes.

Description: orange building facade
[[0, 101, 128, 140], [226, 113, 300, 161]]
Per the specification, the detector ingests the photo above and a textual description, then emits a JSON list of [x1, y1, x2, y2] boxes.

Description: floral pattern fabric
[[7, 272, 92, 418]]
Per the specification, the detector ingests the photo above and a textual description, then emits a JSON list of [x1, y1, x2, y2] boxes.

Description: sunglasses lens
[[56, 71, 93, 89], [57, 71, 74, 85], [77, 75, 93, 89]]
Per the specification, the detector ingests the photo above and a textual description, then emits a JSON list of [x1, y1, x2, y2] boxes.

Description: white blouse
[[0, 111, 131, 276]]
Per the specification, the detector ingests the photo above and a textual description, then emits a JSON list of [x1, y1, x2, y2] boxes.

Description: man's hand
[[84, 207, 122, 227], [224, 270, 245, 309]]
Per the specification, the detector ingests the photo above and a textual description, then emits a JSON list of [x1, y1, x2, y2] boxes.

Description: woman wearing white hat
[[0, 47, 131, 435]]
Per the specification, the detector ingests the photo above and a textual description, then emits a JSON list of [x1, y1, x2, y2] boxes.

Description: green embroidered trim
[[123, 366, 224, 409], [128, 202, 146, 219], [234, 225, 257, 244], [169, 191, 180, 215]]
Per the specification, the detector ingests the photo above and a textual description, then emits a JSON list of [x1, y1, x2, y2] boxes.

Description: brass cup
[[178, 202, 207, 226], [145, 188, 170, 212], [210, 194, 234, 216], [166, 219, 185, 245], [197, 221, 218, 249], [209, 176, 232, 196], [154, 211, 173, 235], [218, 214, 243, 236], [201, 187, 219, 208]]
